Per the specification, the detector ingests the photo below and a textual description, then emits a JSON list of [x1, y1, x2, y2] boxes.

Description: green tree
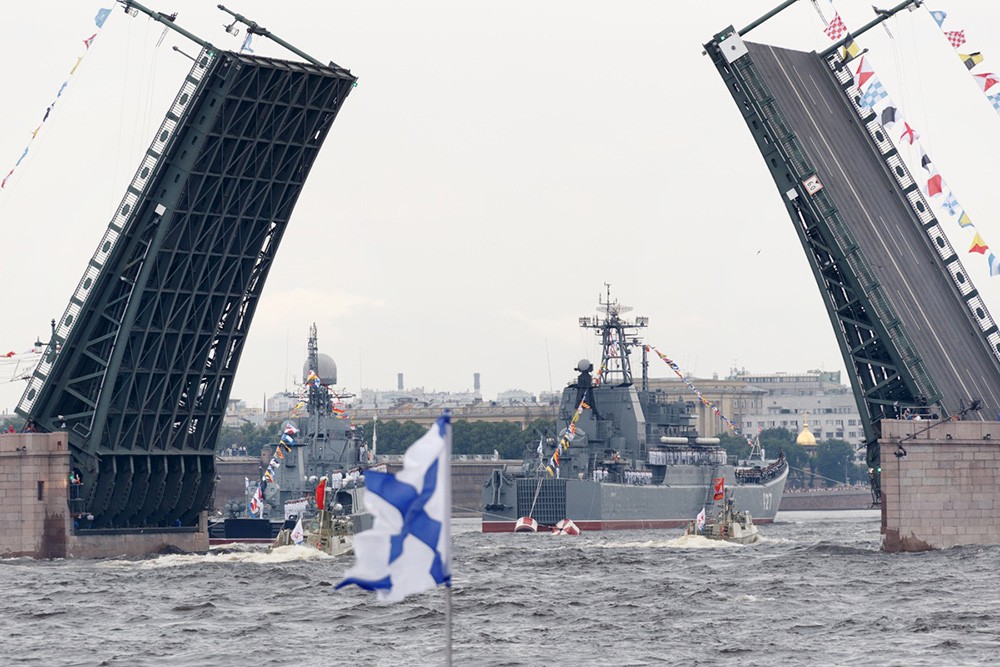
[[815, 438, 865, 485], [358, 420, 426, 455], [217, 422, 282, 457], [781, 443, 812, 489]]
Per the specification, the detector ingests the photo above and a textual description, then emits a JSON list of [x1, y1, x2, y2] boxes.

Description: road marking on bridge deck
[[764, 45, 982, 414]]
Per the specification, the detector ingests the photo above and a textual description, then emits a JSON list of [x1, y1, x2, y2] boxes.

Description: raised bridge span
[[705, 3, 1000, 494], [15, 5, 356, 530]]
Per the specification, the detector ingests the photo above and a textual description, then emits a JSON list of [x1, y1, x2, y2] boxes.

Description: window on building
[[37, 481, 44, 501]]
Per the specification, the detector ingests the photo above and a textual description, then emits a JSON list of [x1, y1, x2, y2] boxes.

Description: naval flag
[[695, 508, 706, 534], [291, 517, 305, 545], [337, 413, 452, 602]]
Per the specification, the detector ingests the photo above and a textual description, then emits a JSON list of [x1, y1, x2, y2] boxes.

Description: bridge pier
[[880, 419, 1000, 551], [0, 433, 208, 558]]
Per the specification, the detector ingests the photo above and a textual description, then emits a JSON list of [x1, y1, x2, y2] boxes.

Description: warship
[[209, 325, 374, 544], [481, 290, 788, 532]]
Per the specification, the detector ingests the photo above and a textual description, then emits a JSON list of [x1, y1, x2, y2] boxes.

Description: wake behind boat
[[482, 289, 788, 532]]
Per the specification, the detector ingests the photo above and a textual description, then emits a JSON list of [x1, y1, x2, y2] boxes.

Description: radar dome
[[303, 353, 337, 385], [576, 359, 593, 373]]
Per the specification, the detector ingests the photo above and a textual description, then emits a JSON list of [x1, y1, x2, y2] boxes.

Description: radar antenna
[[578, 285, 648, 386]]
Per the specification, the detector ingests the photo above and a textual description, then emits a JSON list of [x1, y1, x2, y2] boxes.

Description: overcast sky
[[1, 1, 999, 412]]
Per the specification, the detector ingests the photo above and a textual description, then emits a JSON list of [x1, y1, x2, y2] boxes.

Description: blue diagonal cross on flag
[[338, 413, 452, 602]]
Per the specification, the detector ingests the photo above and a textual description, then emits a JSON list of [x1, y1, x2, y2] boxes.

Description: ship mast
[[306, 323, 331, 419], [578, 284, 648, 386]]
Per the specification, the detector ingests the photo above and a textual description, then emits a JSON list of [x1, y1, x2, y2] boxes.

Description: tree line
[[215, 419, 555, 459]]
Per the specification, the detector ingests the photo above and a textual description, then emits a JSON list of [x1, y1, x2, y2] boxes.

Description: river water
[[3, 510, 998, 666]]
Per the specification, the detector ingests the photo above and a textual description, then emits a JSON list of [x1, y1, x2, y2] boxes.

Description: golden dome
[[796, 417, 817, 446]]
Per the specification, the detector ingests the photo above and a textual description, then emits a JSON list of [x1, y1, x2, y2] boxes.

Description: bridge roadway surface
[[745, 41, 1000, 420]]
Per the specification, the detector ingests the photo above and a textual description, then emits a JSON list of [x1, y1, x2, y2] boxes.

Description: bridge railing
[[730, 53, 938, 403], [17, 47, 218, 417], [826, 52, 1000, 372]]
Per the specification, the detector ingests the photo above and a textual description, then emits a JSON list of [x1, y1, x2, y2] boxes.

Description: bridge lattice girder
[[18, 48, 356, 529]]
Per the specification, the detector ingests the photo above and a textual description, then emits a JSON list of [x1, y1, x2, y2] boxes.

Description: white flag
[[291, 517, 305, 545], [337, 413, 452, 602], [695, 508, 706, 533]]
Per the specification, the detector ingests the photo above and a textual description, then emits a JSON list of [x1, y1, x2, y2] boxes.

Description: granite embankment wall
[[778, 489, 874, 511], [0, 432, 207, 558], [881, 419, 1000, 552]]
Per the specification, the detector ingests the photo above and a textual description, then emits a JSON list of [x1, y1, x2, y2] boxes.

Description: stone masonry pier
[[880, 419, 1000, 552], [0, 432, 207, 558]]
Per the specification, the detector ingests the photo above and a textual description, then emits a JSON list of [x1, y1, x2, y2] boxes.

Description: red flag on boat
[[713, 477, 725, 501], [316, 477, 327, 510]]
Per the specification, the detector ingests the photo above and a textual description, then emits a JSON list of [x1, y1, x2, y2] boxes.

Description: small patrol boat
[[687, 489, 762, 545], [272, 508, 354, 556]]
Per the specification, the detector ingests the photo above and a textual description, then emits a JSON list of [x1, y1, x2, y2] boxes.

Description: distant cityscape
[[223, 368, 863, 444]]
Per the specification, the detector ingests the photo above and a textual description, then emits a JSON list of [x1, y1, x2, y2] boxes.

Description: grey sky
[[1, 1, 998, 413]]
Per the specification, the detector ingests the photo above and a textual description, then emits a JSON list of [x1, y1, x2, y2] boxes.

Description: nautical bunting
[[974, 73, 1000, 93], [926, 174, 943, 198], [1, 7, 113, 192], [970, 233, 989, 255], [839, 35, 861, 61], [855, 56, 875, 89], [944, 30, 966, 48], [858, 80, 887, 109], [926, 6, 1000, 116], [824, 13, 847, 40], [820, 1, 999, 280], [899, 122, 919, 145], [646, 345, 756, 447], [961, 53, 984, 71], [544, 395, 593, 477]]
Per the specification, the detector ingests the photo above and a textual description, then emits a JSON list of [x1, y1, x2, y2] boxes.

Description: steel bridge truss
[[17, 47, 356, 529], [703, 28, 938, 482]]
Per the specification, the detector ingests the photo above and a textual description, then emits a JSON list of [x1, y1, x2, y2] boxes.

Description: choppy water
[[3, 510, 999, 666]]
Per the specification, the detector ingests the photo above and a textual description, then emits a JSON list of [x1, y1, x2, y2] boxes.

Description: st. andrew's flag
[[337, 414, 452, 602]]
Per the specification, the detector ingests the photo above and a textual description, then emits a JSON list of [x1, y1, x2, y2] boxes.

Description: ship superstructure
[[271, 325, 373, 529], [482, 289, 787, 531]]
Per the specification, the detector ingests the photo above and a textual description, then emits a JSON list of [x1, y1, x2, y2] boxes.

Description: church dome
[[796, 417, 816, 446], [303, 353, 337, 385]]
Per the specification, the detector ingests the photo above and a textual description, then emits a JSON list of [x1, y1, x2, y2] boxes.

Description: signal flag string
[[646, 345, 755, 448], [1, 6, 113, 192], [815, 0, 1000, 278]]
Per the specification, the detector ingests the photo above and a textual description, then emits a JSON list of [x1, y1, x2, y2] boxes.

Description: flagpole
[[445, 585, 453, 667], [444, 409, 453, 667]]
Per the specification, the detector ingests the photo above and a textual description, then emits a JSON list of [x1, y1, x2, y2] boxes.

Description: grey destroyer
[[482, 291, 788, 532]]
